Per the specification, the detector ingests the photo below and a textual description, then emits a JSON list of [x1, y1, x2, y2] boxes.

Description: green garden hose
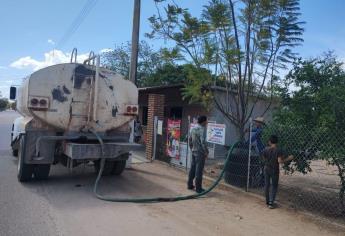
[[90, 129, 239, 203]]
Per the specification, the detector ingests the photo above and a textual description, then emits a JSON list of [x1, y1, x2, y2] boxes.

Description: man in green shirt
[[187, 116, 209, 193]]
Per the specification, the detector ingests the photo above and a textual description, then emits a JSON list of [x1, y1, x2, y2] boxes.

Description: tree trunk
[[236, 123, 246, 142]]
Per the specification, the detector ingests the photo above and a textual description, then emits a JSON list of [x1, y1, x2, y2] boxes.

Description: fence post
[[152, 116, 158, 161], [186, 116, 191, 172], [246, 118, 253, 192]]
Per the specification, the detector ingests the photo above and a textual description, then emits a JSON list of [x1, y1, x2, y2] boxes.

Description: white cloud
[[10, 49, 110, 72], [47, 39, 55, 45], [4, 48, 109, 98], [10, 50, 90, 71], [100, 48, 113, 53]]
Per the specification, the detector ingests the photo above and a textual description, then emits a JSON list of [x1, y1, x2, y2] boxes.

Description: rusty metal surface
[[16, 63, 138, 133], [23, 130, 56, 164]]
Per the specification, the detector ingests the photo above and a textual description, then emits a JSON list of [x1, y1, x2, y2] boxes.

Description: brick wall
[[146, 94, 165, 160]]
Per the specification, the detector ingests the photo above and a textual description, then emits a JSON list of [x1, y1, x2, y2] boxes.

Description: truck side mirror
[[10, 86, 17, 100]]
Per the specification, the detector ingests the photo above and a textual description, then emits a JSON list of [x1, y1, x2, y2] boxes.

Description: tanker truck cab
[[9, 50, 141, 182]]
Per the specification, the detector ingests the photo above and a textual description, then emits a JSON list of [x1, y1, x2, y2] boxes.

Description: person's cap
[[253, 117, 265, 124]]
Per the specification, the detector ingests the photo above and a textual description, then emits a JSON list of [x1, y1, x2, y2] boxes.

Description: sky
[[0, 0, 344, 98]]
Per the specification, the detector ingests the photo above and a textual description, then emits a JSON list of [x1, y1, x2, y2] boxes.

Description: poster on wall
[[166, 119, 181, 159], [206, 123, 226, 145]]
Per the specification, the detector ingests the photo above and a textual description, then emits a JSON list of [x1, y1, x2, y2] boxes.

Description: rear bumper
[[63, 142, 143, 160]]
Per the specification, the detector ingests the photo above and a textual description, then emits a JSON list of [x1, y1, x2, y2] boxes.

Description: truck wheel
[[12, 148, 18, 157], [11, 125, 18, 157], [34, 165, 50, 180], [17, 137, 33, 182], [94, 160, 115, 176], [111, 160, 126, 175]]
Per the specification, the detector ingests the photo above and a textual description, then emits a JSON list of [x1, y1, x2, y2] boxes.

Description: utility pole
[[129, 0, 141, 85]]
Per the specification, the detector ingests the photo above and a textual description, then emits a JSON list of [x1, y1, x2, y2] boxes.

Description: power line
[[56, 0, 99, 49], [58, 0, 98, 47]]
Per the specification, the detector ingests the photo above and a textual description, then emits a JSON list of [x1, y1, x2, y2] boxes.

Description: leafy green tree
[[142, 64, 213, 108], [148, 0, 304, 137], [273, 52, 345, 210], [102, 41, 164, 87], [0, 98, 9, 111], [9, 101, 16, 110], [102, 43, 131, 78], [102, 40, 193, 87], [278, 52, 345, 129], [141, 63, 187, 87]]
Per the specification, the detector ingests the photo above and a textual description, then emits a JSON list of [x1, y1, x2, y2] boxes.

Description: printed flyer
[[166, 119, 181, 159]]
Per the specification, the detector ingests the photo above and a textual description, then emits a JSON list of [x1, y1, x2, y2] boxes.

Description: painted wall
[[209, 90, 278, 159]]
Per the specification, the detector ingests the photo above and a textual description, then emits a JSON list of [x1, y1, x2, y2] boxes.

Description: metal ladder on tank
[[70, 49, 100, 126], [67, 49, 101, 170]]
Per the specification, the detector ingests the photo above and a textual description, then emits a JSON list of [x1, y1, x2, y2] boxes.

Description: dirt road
[[0, 111, 343, 236]]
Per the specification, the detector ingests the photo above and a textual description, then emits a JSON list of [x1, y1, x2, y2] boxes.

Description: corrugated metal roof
[[138, 84, 184, 91]]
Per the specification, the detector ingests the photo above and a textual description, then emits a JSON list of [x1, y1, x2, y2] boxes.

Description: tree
[[102, 40, 161, 87], [141, 63, 189, 87], [9, 101, 16, 110], [0, 98, 9, 111], [273, 52, 345, 210], [102, 40, 184, 87], [102, 43, 131, 78], [147, 0, 304, 137], [276, 52, 345, 130]]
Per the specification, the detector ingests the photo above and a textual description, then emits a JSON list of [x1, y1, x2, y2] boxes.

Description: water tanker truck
[[9, 50, 140, 182]]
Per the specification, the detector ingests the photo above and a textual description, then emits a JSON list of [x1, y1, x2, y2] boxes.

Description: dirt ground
[[1, 111, 344, 236], [278, 160, 344, 217], [2, 155, 345, 235], [100, 161, 345, 236], [204, 156, 345, 224]]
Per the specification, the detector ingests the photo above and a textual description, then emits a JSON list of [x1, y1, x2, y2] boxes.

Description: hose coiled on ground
[[90, 129, 239, 203]]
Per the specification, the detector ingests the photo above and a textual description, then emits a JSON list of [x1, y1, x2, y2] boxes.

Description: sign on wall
[[157, 120, 163, 135], [166, 119, 181, 159], [206, 123, 226, 145]]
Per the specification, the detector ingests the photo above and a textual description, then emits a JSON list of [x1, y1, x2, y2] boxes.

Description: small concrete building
[[138, 84, 277, 162]]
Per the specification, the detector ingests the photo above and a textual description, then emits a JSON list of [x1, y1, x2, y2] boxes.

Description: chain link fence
[[152, 116, 345, 224], [221, 121, 345, 224]]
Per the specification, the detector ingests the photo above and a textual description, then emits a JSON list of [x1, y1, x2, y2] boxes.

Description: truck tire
[[11, 125, 18, 157], [111, 160, 126, 175], [94, 160, 115, 176], [17, 136, 33, 182], [12, 148, 18, 157], [33, 165, 50, 180]]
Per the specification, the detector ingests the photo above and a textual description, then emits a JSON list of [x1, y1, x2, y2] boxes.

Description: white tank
[[16, 63, 138, 133]]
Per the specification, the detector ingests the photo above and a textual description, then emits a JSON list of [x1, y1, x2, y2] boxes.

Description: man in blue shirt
[[250, 117, 265, 154]]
